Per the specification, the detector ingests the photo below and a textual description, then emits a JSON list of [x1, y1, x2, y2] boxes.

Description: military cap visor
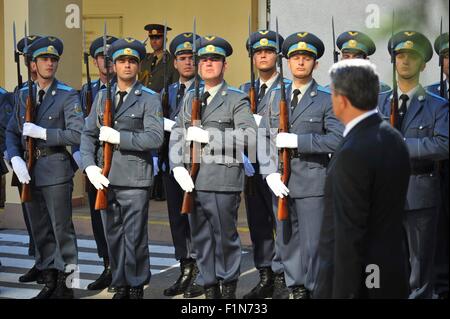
[[145, 24, 172, 36], [90, 35, 119, 58], [29, 36, 64, 60], [246, 30, 284, 53], [337, 31, 376, 56], [196, 36, 233, 57], [169, 32, 201, 56], [109, 37, 147, 62], [434, 32, 449, 55], [388, 31, 433, 62], [282, 32, 324, 59], [17, 35, 42, 54]]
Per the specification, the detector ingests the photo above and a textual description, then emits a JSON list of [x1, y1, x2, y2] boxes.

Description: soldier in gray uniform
[[378, 31, 449, 299], [78, 35, 118, 292], [160, 32, 203, 299], [426, 32, 449, 300], [81, 37, 164, 299], [259, 32, 343, 299], [138, 24, 179, 93], [169, 35, 257, 299], [1, 87, 12, 177], [6, 36, 83, 299], [239, 30, 291, 299]]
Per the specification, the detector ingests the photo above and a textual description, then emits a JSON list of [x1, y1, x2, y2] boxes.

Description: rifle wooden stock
[[181, 98, 201, 215], [249, 87, 256, 114], [95, 97, 113, 210], [277, 99, 290, 221], [21, 94, 34, 202], [390, 96, 398, 127], [244, 86, 257, 196]]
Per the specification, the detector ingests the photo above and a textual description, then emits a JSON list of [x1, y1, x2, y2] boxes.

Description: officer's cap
[[169, 32, 201, 56], [336, 31, 376, 56], [144, 24, 172, 36], [17, 35, 42, 54], [109, 37, 146, 62], [434, 32, 449, 55], [282, 32, 324, 59], [196, 35, 233, 58], [388, 31, 433, 62], [90, 35, 119, 58], [29, 36, 64, 60], [246, 30, 284, 53]]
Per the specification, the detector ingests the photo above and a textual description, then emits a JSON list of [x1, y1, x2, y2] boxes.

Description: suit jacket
[[378, 86, 449, 210], [6, 80, 83, 187], [258, 80, 343, 198], [169, 81, 258, 192], [138, 51, 179, 93], [316, 113, 410, 299], [80, 81, 164, 188]]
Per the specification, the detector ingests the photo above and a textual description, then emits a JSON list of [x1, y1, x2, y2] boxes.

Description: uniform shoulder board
[[317, 86, 331, 94], [0, 87, 7, 94], [227, 86, 245, 94], [57, 83, 74, 92], [141, 86, 157, 95], [426, 90, 448, 103]]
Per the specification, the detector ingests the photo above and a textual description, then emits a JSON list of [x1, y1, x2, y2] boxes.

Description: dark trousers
[[87, 181, 109, 259], [244, 174, 276, 269], [162, 173, 194, 261], [189, 191, 241, 287], [404, 207, 438, 299], [102, 186, 151, 288], [26, 182, 78, 272]]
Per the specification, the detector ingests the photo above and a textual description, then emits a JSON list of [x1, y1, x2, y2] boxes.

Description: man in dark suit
[[315, 59, 411, 299]]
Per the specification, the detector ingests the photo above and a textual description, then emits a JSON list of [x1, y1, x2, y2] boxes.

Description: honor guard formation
[[0, 14, 448, 300]]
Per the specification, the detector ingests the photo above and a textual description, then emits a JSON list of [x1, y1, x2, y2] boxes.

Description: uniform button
[[49, 116, 52, 120], [132, 114, 135, 117], [115, 121, 118, 124], [218, 120, 222, 123], [310, 119, 313, 122], [419, 126, 423, 129]]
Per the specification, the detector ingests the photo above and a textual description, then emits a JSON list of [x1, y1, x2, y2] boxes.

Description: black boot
[[163, 258, 193, 296], [292, 285, 310, 299], [222, 280, 238, 299], [112, 286, 130, 299], [243, 267, 274, 299], [129, 286, 144, 299], [87, 258, 112, 291], [32, 269, 57, 299], [19, 265, 43, 283], [272, 273, 290, 299], [204, 284, 221, 299], [183, 262, 204, 298], [51, 271, 74, 299]]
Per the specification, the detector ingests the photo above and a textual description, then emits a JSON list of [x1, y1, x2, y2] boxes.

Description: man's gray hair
[[329, 59, 380, 111]]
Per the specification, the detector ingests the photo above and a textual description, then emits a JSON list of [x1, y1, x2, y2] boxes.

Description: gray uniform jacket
[[6, 80, 83, 187], [80, 81, 164, 188], [259, 80, 343, 199], [169, 81, 258, 192], [378, 86, 449, 210]]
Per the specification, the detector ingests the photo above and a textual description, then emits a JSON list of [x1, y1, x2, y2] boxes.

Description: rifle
[[181, 18, 200, 215], [21, 22, 35, 203], [11, 21, 22, 188], [439, 17, 446, 99], [244, 14, 256, 196], [276, 18, 290, 221], [95, 22, 113, 210], [390, 11, 399, 128], [332, 17, 340, 63]]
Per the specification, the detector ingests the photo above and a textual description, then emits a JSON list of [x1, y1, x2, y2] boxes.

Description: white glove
[[85, 165, 110, 190], [276, 132, 298, 149], [22, 123, 47, 140], [72, 151, 82, 170], [186, 126, 209, 144], [173, 166, 195, 192], [99, 126, 120, 145], [164, 118, 176, 132], [266, 172, 289, 198], [153, 156, 159, 176], [242, 153, 255, 177], [3, 150, 9, 162], [11, 156, 31, 184], [253, 114, 262, 127]]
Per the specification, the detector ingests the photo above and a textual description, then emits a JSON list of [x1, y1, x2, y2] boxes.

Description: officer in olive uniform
[[260, 32, 343, 299], [335, 31, 391, 93], [139, 24, 179, 92], [81, 37, 164, 299], [239, 30, 292, 299], [426, 32, 449, 299], [169, 35, 258, 299], [6, 36, 84, 299], [159, 32, 204, 299], [378, 31, 449, 299], [76, 35, 118, 292]]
